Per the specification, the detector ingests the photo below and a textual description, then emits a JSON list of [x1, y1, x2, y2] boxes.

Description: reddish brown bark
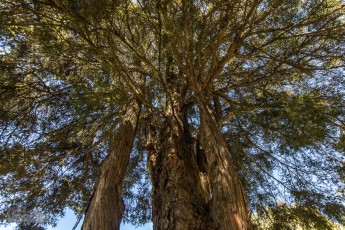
[[147, 94, 212, 230], [199, 106, 251, 230], [82, 101, 140, 230]]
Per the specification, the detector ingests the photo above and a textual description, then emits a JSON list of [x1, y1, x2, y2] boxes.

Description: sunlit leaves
[[253, 203, 343, 230], [0, 0, 344, 228]]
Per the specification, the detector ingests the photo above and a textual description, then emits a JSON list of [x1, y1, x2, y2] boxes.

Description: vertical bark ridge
[[199, 107, 251, 230], [82, 100, 140, 230], [148, 97, 212, 230]]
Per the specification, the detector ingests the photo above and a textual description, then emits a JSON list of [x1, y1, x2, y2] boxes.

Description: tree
[[0, 0, 344, 229]]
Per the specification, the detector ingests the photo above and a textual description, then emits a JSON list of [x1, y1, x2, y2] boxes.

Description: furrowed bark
[[199, 106, 251, 230], [147, 94, 212, 230], [82, 100, 140, 230]]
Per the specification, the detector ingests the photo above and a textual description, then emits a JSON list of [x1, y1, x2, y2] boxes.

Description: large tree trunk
[[147, 93, 212, 230], [82, 101, 140, 230], [199, 106, 251, 230]]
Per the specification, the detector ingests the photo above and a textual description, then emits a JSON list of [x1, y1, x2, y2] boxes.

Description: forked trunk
[[82, 101, 140, 230], [148, 98, 212, 230], [199, 107, 251, 230]]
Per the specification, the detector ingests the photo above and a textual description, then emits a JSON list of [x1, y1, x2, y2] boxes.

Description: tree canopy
[[0, 0, 344, 229]]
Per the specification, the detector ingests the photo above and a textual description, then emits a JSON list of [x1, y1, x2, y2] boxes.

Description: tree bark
[[147, 94, 212, 230], [199, 106, 251, 230], [82, 100, 140, 230]]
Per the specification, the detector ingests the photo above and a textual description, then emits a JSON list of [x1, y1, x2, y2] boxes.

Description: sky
[[0, 209, 152, 230]]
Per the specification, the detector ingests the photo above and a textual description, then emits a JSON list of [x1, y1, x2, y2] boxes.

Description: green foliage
[[0, 0, 344, 228], [122, 141, 152, 226], [15, 222, 46, 230], [253, 203, 345, 230]]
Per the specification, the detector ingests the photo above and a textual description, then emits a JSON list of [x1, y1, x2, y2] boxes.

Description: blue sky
[[0, 209, 152, 230]]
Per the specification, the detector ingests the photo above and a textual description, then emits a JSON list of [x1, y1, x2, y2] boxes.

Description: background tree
[[0, 0, 344, 229], [15, 222, 46, 230]]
